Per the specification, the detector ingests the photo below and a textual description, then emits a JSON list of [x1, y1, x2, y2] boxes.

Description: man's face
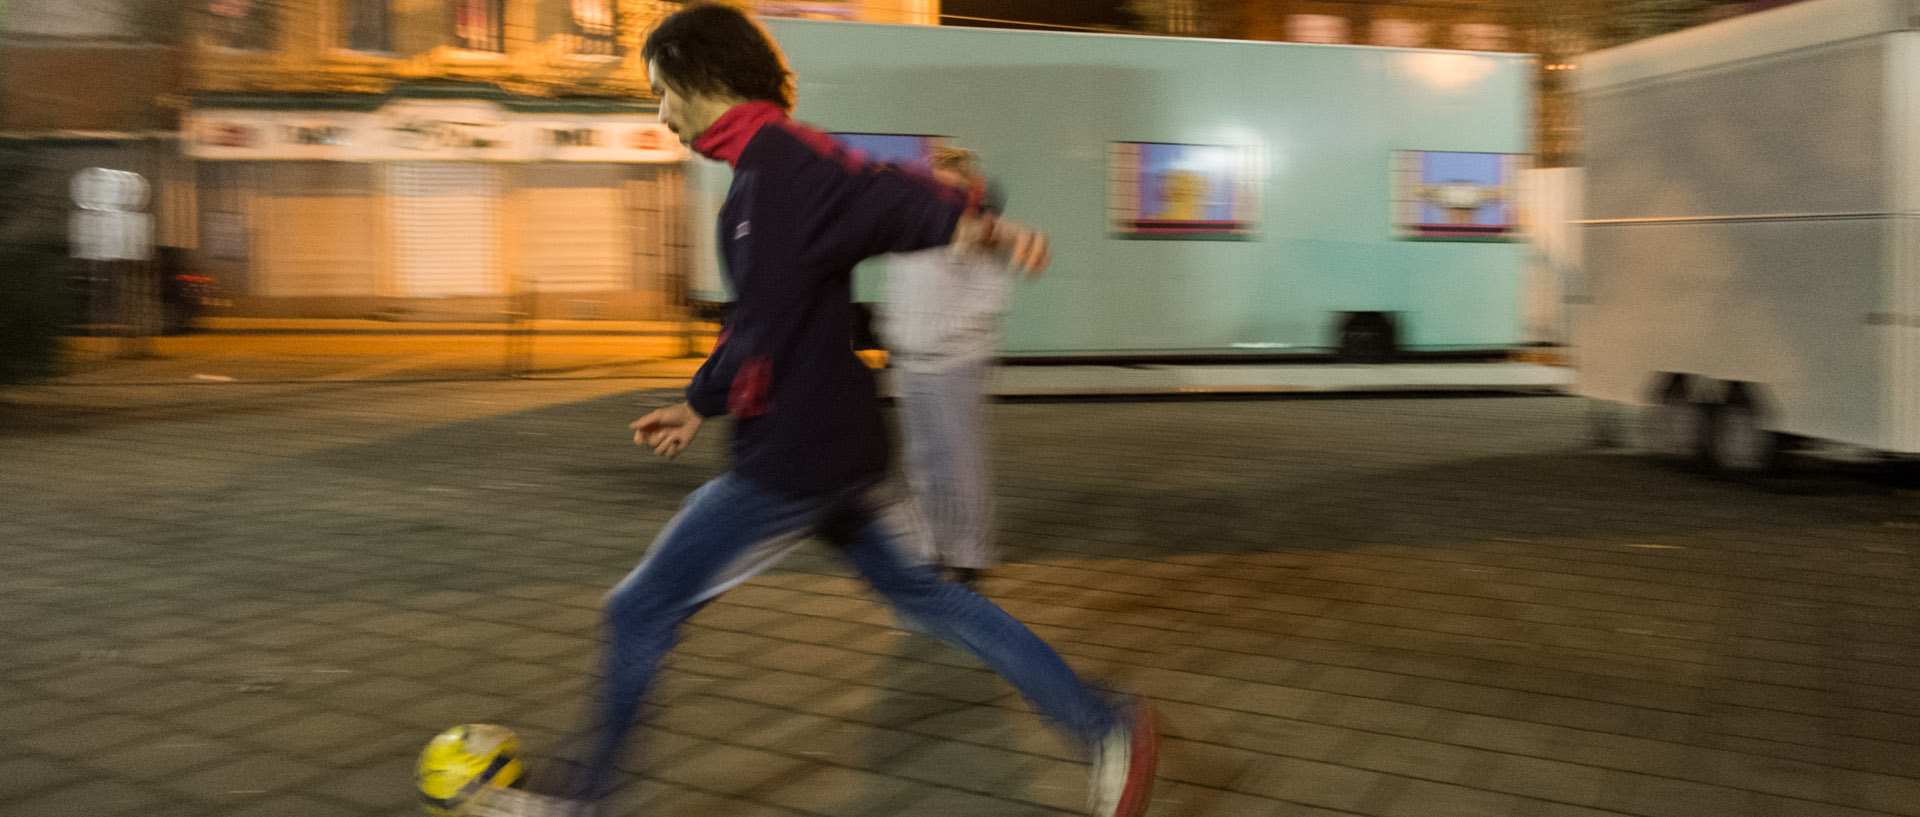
[[649, 59, 720, 147]]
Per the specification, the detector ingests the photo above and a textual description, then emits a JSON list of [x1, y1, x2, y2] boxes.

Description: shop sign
[[70, 168, 154, 261], [184, 99, 688, 163]]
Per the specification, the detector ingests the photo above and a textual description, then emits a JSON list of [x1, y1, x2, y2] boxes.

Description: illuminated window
[[208, 0, 273, 50], [454, 0, 505, 53], [573, 0, 620, 56], [344, 0, 391, 52], [1371, 19, 1427, 48], [1451, 23, 1510, 52], [1287, 14, 1350, 45], [1166, 0, 1197, 36]]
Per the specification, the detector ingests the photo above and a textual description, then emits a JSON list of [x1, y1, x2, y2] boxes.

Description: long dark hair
[[642, 2, 796, 111]]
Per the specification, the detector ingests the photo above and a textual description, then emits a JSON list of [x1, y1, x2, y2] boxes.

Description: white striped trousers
[[894, 359, 996, 570]]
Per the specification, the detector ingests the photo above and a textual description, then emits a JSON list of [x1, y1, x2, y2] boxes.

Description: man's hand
[[629, 402, 703, 458], [957, 213, 1050, 279], [996, 218, 1050, 279]]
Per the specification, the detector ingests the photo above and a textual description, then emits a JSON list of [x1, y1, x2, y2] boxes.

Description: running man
[[536, 4, 1158, 817]]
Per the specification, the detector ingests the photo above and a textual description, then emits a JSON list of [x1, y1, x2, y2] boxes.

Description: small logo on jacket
[[734, 221, 750, 239]]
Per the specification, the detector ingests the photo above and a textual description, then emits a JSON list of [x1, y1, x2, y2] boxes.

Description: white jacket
[[877, 246, 1013, 374]]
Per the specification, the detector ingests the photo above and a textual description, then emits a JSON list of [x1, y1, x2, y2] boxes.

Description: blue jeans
[[574, 472, 1118, 800]]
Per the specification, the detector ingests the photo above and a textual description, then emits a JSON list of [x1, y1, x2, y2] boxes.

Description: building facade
[[178, 0, 949, 319], [179, 0, 698, 319], [1, 0, 193, 247]]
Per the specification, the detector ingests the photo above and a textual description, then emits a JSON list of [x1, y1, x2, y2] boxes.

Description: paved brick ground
[[2, 379, 1917, 817]]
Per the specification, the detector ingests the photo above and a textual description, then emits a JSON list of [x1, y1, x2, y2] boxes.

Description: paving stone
[[303, 760, 418, 810], [103, 677, 232, 716], [1407, 676, 1541, 719], [1379, 779, 1530, 817], [221, 792, 366, 817], [32, 664, 166, 701], [889, 738, 1039, 796], [885, 784, 1070, 817], [1853, 770, 1920, 817], [84, 731, 244, 782], [1236, 755, 1397, 812], [1529, 804, 1640, 817], [1147, 782, 1331, 817], [1480, 754, 1610, 806], [247, 710, 396, 757], [714, 668, 851, 710], [295, 633, 420, 665], [6, 383, 1918, 817], [0, 696, 98, 733], [1749, 792, 1912, 817], [1225, 712, 1351, 762], [1333, 732, 1492, 783], [1320, 694, 1448, 739], [307, 675, 439, 716], [19, 713, 170, 758], [362, 644, 487, 680], [158, 745, 331, 801], [305, 727, 427, 770], [753, 762, 924, 817], [1155, 736, 1264, 790], [651, 744, 810, 797], [383, 691, 520, 732], [5, 778, 168, 817], [170, 694, 314, 736], [0, 754, 84, 801], [631, 784, 814, 817], [1015, 754, 1098, 813], [485, 632, 588, 662], [1624, 775, 1760, 817], [1213, 682, 1337, 721]]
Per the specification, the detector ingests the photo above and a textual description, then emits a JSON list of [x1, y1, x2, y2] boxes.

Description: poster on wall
[[830, 133, 946, 172], [1393, 150, 1522, 240], [1108, 142, 1257, 240]]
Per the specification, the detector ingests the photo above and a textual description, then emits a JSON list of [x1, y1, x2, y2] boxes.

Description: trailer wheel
[[1643, 374, 1709, 467], [1335, 311, 1398, 363], [1706, 383, 1780, 475]]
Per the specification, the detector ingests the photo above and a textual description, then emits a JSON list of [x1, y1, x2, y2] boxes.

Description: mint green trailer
[[689, 19, 1533, 358]]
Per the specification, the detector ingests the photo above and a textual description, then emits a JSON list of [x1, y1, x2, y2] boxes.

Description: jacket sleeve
[[686, 130, 979, 422], [684, 320, 736, 418], [816, 159, 972, 267]]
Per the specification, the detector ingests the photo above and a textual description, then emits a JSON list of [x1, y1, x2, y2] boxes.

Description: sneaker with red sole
[[1088, 698, 1158, 817]]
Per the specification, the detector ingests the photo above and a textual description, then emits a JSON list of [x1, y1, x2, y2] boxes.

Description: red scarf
[[692, 101, 787, 168]]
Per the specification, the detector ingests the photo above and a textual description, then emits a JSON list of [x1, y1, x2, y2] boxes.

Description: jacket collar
[[692, 101, 787, 168]]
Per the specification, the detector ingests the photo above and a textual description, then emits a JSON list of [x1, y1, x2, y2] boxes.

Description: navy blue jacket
[[686, 102, 970, 496]]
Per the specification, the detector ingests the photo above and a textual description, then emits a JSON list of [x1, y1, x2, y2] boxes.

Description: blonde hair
[[928, 146, 980, 178]]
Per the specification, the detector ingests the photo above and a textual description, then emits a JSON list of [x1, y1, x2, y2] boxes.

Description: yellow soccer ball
[[416, 724, 524, 816]]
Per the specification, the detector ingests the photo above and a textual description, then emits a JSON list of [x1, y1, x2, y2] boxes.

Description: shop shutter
[[389, 162, 502, 296], [255, 162, 379, 297], [629, 163, 686, 307], [516, 164, 629, 293]]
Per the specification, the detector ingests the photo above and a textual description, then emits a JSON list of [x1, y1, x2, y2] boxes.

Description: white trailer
[[1573, 0, 1920, 471]]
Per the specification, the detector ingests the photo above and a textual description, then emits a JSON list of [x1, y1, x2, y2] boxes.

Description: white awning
[[184, 98, 688, 163]]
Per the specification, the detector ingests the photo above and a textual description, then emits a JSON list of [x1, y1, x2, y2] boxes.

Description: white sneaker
[[1087, 698, 1158, 817], [468, 787, 595, 817]]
